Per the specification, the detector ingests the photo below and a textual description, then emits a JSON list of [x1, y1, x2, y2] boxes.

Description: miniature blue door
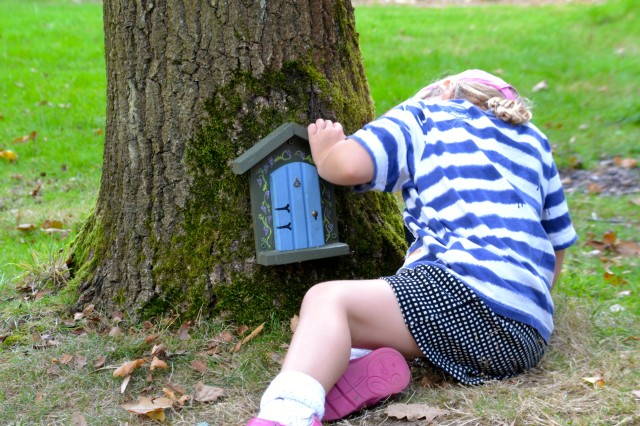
[[270, 162, 325, 251]]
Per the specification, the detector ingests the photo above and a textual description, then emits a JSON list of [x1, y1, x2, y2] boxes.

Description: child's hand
[[307, 118, 374, 186], [308, 119, 347, 149]]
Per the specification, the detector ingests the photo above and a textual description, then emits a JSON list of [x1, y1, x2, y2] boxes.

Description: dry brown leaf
[[41, 219, 64, 229], [385, 403, 449, 422], [145, 334, 159, 344], [152, 343, 167, 357], [113, 358, 147, 378], [210, 330, 234, 344], [178, 321, 192, 340], [587, 183, 603, 194], [177, 394, 191, 405], [0, 150, 18, 162], [603, 230, 617, 246], [163, 387, 178, 401], [58, 354, 74, 365], [121, 396, 173, 421], [583, 376, 606, 387], [237, 324, 249, 335], [191, 359, 207, 373], [614, 156, 638, 169], [150, 356, 169, 371], [74, 355, 88, 369], [193, 382, 226, 403], [108, 326, 122, 337], [94, 356, 107, 369], [616, 241, 640, 257], [17, 223, 36, 232]]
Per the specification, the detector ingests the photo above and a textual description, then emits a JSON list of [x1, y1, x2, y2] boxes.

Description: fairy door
[[270, 162, 325, 251]]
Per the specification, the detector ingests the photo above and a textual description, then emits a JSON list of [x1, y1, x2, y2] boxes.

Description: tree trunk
[[70, 0, 406, 324]]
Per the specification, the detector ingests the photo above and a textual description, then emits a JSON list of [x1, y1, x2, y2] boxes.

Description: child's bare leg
[[281, 279, 422, 393]]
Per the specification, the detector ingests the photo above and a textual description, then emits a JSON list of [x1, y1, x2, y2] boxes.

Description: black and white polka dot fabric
[[384, 264, 547, 385]]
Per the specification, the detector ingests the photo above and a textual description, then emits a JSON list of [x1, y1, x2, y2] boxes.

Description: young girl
[[246, 69, 577, 426]]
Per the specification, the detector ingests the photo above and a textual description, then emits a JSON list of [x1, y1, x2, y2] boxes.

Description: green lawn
[[0, 0, 638, 424]]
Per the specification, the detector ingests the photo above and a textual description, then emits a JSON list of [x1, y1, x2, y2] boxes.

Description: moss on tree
[[141, 62, 406, 324]]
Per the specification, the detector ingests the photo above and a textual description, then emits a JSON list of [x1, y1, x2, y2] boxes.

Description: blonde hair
[[418, 80, 533, 125]]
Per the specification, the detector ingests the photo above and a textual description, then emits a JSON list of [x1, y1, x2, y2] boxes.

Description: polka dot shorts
[[383, 264, 547, 385]]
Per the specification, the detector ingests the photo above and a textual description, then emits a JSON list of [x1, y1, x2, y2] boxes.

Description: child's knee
[[303, 281, 347, 306]]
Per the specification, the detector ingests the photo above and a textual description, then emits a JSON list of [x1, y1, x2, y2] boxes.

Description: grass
[[0, 0, 638, 424]]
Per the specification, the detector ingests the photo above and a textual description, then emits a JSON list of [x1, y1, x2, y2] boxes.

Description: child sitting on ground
[[246, 69, 578, 426]]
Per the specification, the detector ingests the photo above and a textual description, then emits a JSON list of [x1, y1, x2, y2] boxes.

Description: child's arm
[[308, 119, 374, 186], [551, 249, 566, 290]]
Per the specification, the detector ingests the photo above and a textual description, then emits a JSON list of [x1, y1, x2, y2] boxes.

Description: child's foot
[[323, 347, 411, 421]]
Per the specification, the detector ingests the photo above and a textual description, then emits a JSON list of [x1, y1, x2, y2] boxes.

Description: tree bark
[[71, 0, 406, 323]]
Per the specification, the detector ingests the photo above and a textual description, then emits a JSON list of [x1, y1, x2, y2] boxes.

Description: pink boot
[[323, 347, 411, 421], [246, 417, 322, 426]]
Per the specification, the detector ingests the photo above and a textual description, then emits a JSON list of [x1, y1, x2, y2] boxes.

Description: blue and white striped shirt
[[350, 98, 577, 342]]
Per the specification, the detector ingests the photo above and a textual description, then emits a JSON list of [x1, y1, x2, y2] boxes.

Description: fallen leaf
[[191, 359, 207, 373], [177, 394, 191, 405], [108, 326, 122, 337], [12, 133, 35, 144], [58, 354, 74, 365], [616, 241, 640, 257], [587, 182, 603, 194], [385, 403, 450, 422], [151, 343, 166, 357], [0, 150, 18, 162], [17, 223, 37, 232], [211, 330, 233, 343], [603, 230, 617, 246], [113, 358, 147, 378], [41, 219, 64, 229], [631, 390, 640, 400], [150, 356, 169, 371], [193, 382, 226, 403], [178, 321, 192, 340], [145, 334, 159, 344], [75, 355, 88, 369], [121, 396, 173, 421], [583, 376, 606, 387], [163, 387, 178, 401], [83, 304, 95, 316], [94, 356, 107, 369], [236, 325, 249, 335], [613, 156, 638, 169]]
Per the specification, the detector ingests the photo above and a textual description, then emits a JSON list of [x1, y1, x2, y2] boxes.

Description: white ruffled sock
[[258, 371, 326, 426]]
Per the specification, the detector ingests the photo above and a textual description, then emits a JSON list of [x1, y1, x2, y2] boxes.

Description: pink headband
[[421, 69, 519, 100]]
